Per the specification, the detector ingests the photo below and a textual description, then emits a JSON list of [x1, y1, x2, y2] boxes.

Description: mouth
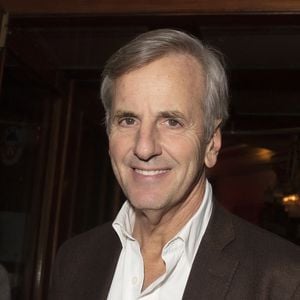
[[133, 168, 170, 176]]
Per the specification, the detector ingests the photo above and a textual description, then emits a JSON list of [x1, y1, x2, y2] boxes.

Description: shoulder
[[217, 204, 300, 297], [55, 222, 120, 265], [232, 208, 299, 253], [49, 224, 121, 299], [61, 222, 115, 248], [215, 203, 300, 269]]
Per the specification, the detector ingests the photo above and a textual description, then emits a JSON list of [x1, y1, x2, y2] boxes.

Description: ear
[[204, 123, 222, 169]]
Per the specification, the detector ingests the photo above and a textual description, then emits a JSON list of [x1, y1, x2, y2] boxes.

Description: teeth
[[135, 169, 168, 176]]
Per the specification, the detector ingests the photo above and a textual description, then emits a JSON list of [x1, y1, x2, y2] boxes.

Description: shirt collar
[[112, 179, 213, 262], [176, 180, 213, 263], [113, 201, 136, 246]]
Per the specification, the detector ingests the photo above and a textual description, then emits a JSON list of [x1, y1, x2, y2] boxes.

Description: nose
[[133, 124, 162, 161]]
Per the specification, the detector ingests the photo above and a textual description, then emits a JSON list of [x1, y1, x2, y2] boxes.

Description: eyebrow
[[113, 110, 138, 119], [158, 110, 186, 119], [112, 110, 186, 121]]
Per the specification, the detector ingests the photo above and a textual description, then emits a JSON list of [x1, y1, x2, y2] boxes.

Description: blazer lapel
[[76, 225, 122, 300], [183, 203, 239, 300], [96, 228, 122, 300]]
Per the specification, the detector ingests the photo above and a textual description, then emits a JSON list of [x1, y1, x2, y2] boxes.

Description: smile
[[134, 168, 169, 176]]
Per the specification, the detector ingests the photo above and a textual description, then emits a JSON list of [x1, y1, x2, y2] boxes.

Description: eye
[[119, 117, 136, 127], [165, 118, 182, 128]]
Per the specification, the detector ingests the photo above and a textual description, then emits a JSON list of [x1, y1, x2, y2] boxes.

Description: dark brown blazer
[[49, 203, 300, 300]]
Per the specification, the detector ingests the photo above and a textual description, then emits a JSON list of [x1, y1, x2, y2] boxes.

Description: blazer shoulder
[[50, 224, 121, 299], [218, 204, 300, 264], [211, 204, 300, 298], [56, 222, 119, 263]]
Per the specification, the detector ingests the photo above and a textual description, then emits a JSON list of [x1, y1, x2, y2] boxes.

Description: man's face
[[108, 54, 220, 216]]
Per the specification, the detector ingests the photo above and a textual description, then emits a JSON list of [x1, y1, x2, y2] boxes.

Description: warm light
[[256, 148, 274, 162], [282, 193, 300, 218], [282, 194, 300, 204]]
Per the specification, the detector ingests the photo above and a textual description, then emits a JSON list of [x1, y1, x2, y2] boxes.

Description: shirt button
[[132, 276, 138, 285]]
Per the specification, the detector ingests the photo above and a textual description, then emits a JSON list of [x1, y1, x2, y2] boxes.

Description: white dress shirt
[[107, 180, 213, 300]]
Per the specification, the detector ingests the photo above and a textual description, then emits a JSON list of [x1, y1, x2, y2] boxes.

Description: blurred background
[[0, 1, 300, 299]]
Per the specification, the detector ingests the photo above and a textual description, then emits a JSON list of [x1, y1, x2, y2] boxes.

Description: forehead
[[112, 53, 205, 111]]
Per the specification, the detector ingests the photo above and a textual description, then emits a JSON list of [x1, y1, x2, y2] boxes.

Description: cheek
[[108, 141, 126, 183], [108, 136, 122, 162], [166, 135, 204, 165], [109, 133, 132, 164]]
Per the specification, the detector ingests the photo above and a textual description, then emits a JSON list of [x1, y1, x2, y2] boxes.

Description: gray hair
[[100, 28, 229, 141]]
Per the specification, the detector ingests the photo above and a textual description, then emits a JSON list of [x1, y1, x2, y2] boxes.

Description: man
[[49, 29, 300, 300], [0, 264, 10, 300]]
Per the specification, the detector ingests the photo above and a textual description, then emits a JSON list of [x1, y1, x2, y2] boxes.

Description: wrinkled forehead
[[108, 54, 206, 128], [113, 53, 205, 102]]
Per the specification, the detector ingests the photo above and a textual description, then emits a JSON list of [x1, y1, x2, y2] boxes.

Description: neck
[[133, 178, 206, 250]]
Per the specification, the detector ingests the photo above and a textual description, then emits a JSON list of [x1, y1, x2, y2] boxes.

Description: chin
[[129, 196, 167, 211]]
